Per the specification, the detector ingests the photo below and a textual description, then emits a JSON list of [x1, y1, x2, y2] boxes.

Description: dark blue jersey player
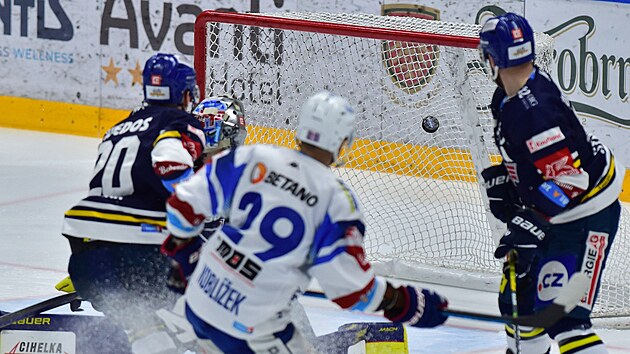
[[61, 53, 206, 353], [480, 13, 624, 354]]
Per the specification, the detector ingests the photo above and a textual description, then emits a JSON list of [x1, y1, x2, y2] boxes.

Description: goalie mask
[[479, 13, 535, 81], [192, 96, 247, 152]]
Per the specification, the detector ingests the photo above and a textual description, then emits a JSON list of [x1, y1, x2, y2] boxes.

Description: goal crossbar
[[194, 10, 480, 99]]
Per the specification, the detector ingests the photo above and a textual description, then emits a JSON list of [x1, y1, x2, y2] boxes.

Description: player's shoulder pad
[[328, 178, 364, 222]]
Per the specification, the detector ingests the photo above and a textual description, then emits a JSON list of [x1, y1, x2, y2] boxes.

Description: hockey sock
[[555, 328, 606, 354]]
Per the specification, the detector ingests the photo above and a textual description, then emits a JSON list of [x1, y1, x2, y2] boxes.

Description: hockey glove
[[161, 234, 203, 294], [494, 209, 549, 275], [384, 285, 448, 328], [481, 164, 522, 223]]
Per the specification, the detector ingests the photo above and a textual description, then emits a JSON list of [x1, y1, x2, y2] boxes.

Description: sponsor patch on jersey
[[536, 256, 577, 307], [578, 232, 609, 310], [537, 260, 569, 302], [232, 321, 254, 334], [538, 181, 570, 207], [534, 147, 581, 179], [526, 127, 565, 153], [250, 162, 267, 184], [508, 42, 532, 60], [141, 223, 163, 233], [154, 161, 189, 178]]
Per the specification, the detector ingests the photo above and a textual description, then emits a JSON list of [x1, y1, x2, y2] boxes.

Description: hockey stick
[[444, 272, 589, 328], [303, 272, 589, 329], [0, 292, 80, 329], [507, 251, 522, 353]]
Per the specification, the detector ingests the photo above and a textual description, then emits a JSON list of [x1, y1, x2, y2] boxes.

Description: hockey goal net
[[194, 10, 630, 322]]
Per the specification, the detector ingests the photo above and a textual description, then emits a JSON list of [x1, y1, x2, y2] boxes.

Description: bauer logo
[[1, 330, 75, 354], [381, 4, 440, 95]]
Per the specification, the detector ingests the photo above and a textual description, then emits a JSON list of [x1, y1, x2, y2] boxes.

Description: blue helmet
[[142, 53, 198, 106], [192, 96, 247, 150], [479, 13, 535, 69]]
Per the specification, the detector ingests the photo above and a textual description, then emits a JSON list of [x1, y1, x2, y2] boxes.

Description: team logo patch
[[534, 147, 581, 179], [151, 75, 162, 85], [526, 127, 565, 153], [381, 4, 440, 94], [250, 162, 267, 184], [511, 28, 523, 40], [579, 232, 609, 310]]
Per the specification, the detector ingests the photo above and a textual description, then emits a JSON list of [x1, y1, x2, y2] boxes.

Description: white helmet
[[296, 91, 356, 163]]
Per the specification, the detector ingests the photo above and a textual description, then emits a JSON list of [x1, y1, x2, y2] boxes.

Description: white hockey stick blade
[[445, 272, 590, 328]]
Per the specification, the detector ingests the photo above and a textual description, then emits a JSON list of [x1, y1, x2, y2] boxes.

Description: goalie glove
[[481, 164, 522, 223], [383, 284, 448, 328], [161, 234, 203, 294]]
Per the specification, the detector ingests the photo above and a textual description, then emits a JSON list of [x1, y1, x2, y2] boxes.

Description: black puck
[[422, 115, 439, 133]]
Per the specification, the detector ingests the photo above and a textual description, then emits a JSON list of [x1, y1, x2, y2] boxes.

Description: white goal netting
[[194, 11, 630, 322]]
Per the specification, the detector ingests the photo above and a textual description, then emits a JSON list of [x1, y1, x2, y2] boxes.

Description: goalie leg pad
[[335, 322, 408, 354]]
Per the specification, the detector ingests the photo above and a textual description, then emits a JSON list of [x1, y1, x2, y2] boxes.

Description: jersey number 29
[[226, 191, 305, 261]]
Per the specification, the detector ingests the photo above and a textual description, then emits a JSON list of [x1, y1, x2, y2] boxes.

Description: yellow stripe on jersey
[[153, 130, 182, 146], [559, 334, 602, 353], [581, 155, 615, 203], [64, 209, 166, 226]]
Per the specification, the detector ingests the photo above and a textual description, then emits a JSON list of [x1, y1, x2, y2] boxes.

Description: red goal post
[[193, 10, 630, 323]]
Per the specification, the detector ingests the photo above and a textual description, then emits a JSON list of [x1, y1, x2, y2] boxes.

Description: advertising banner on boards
[[526, 0, 630, 166]]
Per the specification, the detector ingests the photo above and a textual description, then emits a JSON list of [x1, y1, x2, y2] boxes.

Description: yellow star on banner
[[128, 60, 143, 86], [102, 57, 122, 86]]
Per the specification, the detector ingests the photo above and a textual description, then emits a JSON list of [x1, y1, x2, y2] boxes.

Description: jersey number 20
[[89, 136, 140, 196]]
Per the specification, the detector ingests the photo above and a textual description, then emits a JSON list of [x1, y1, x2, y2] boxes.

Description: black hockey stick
[[303, 273, 589, 329], [0, 292, 80, 329], [444, 272, 589, 328]]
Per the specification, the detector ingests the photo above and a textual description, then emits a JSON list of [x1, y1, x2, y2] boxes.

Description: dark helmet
[[142, 53, 198, 106], [479, 13, 535, 69]]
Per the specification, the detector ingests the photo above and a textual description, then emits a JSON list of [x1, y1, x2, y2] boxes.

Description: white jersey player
[[162, 91, 449, 353]]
